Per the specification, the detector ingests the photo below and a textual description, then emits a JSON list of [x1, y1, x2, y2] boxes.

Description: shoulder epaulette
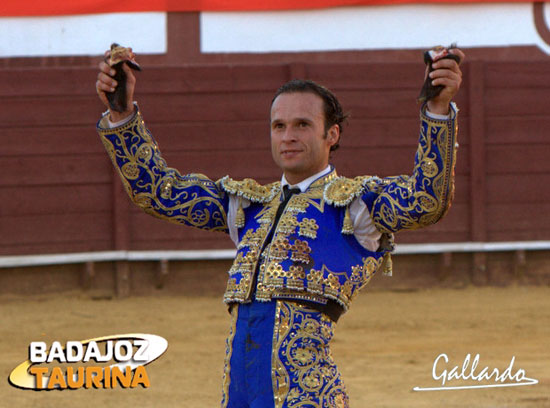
[[324, 175, 386, 206], [218, 176, 280, 203]]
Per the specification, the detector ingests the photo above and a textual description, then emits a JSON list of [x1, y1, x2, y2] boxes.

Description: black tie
[[263, 185, 300, 247], [274, 185, 300, 226], [262, 185, 301, 250], [254, 185, 299, 253], [261, 186, 300, 251], [282, 185, 300, 204]]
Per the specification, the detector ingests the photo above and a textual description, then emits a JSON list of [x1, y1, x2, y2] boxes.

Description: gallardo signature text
[[413, 353, 538, 391]]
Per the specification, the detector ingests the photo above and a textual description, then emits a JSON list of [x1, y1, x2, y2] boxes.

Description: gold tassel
[[381, 252, 393, 276], [342, 206, 354, 234], [235, 201, 245, 228]]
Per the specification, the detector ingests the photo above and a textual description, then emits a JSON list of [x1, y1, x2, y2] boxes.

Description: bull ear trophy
[[418, 44, 461, 103], [106, 43, 142, 113]]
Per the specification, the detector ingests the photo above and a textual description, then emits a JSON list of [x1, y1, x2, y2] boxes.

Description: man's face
[[270, 92, 338, 185]]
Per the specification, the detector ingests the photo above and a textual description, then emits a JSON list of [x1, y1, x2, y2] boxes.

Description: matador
[[96, 47, 464, 407]]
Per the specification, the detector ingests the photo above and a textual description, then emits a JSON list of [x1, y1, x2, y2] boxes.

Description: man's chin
[[280, 163, 303, 174], [277, 157, 300, 170]]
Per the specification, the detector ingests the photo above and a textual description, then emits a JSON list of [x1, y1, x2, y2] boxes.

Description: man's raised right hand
[[95, 50, 136, 123]]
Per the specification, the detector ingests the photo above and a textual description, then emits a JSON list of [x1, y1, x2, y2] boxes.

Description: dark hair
[[271, 79, 348, 152]]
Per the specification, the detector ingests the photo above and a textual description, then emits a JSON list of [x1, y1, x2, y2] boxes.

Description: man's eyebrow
[[271, 117, 314, 125]]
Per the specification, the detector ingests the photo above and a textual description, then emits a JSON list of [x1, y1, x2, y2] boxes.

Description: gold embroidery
[[421, 158, 438, 177], [237, 229, 254, 249], [221, 305, 238, 408], [306, 269, 324, 294], [272, 301, 349, 408], [262, 263, 308, 289], [121, 162, 140, 179], [301, 258, 383, 308], [342, 206, 353, 235], [230, 241, 385, 309], [270, 237, 292, 262], [287, 265, 306, 291], [136, 143, 153, 161], [298, 218, 319, 239], [277, 213, 299, 236], [218, 176, 280, 203], [159, 177, 173, 199], [228, 250, 257, 276], [325, 272, 343, 299], [266, 263, 284, 282], [309, 170, 338, 189], [293, 195, 325, 213], [255, 279, 273, 302], [324, 176, 371, 206], [256, 200, 279, 224], [269, 290, 328, 305], [235, 202, 245, 228], [224, 275, 251, 302], [226, 195, 281, 303], [221, 165, 404, 308], [371, 109, 457, 233], [358, 257, 378, 288], [290, 240, 312, 264], [286, 195, 310, 214], [237, 226, 266, 250], [272, 301, 292, 408], [323, 175, 379, 233], [98, 111, 228, 231]]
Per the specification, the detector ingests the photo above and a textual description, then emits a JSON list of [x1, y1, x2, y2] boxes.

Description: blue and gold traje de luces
[[97, 103, 458, 315]]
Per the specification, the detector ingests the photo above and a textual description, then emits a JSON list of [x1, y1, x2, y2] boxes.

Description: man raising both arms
[[96, 47, 464, 407]]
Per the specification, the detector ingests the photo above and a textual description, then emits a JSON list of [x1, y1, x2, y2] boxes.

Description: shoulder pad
[[218, 176, 280, 203], [324, 175, 386, 206]]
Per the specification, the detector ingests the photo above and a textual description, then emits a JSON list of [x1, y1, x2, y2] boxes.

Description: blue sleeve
[[97, 109, 229, 233], [362, 104, 458, 234]]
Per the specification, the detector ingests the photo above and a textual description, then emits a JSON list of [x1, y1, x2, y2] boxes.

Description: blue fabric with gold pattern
[[222, 300, 349, 408], [222, 300, 276, 407], [98, 112, 229, 231], [219, 170, 386, 312]]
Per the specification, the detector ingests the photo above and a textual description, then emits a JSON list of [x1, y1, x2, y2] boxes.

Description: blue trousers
[[221, 300, 349, 408]]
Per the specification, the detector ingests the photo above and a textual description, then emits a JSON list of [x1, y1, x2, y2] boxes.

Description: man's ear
[[327, 124, 340, 148]]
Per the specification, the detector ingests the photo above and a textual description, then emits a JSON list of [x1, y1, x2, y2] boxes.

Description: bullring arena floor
[[1, 286, 549, 407]]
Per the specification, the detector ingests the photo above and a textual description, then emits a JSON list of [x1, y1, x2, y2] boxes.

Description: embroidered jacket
[[97, 104, 458, 312]]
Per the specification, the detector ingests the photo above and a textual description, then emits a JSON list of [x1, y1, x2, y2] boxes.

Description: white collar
[[281, 165, 333, 193]]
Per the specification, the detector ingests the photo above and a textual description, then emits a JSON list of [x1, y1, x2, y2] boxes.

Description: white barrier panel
[[1, 242, 550, 268], [0, 12, 167, 57], [201, 3, 550, 54]]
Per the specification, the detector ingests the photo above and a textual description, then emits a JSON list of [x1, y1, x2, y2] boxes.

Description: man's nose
[[281, 128, 297, 142]]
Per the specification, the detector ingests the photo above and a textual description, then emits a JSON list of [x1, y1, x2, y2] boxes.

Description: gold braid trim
[[218, 176, 280, 203]]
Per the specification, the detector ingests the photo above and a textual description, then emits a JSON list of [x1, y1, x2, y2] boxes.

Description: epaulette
[[218, 176, 280, 203], [324, 175, 381, 235], [324, 175, 387, 206]]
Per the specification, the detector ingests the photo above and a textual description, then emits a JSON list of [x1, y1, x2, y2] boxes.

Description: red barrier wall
[[2, 58, 549, 256]]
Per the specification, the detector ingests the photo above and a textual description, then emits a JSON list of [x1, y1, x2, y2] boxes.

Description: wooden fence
[[1, 60, 550, 258]]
